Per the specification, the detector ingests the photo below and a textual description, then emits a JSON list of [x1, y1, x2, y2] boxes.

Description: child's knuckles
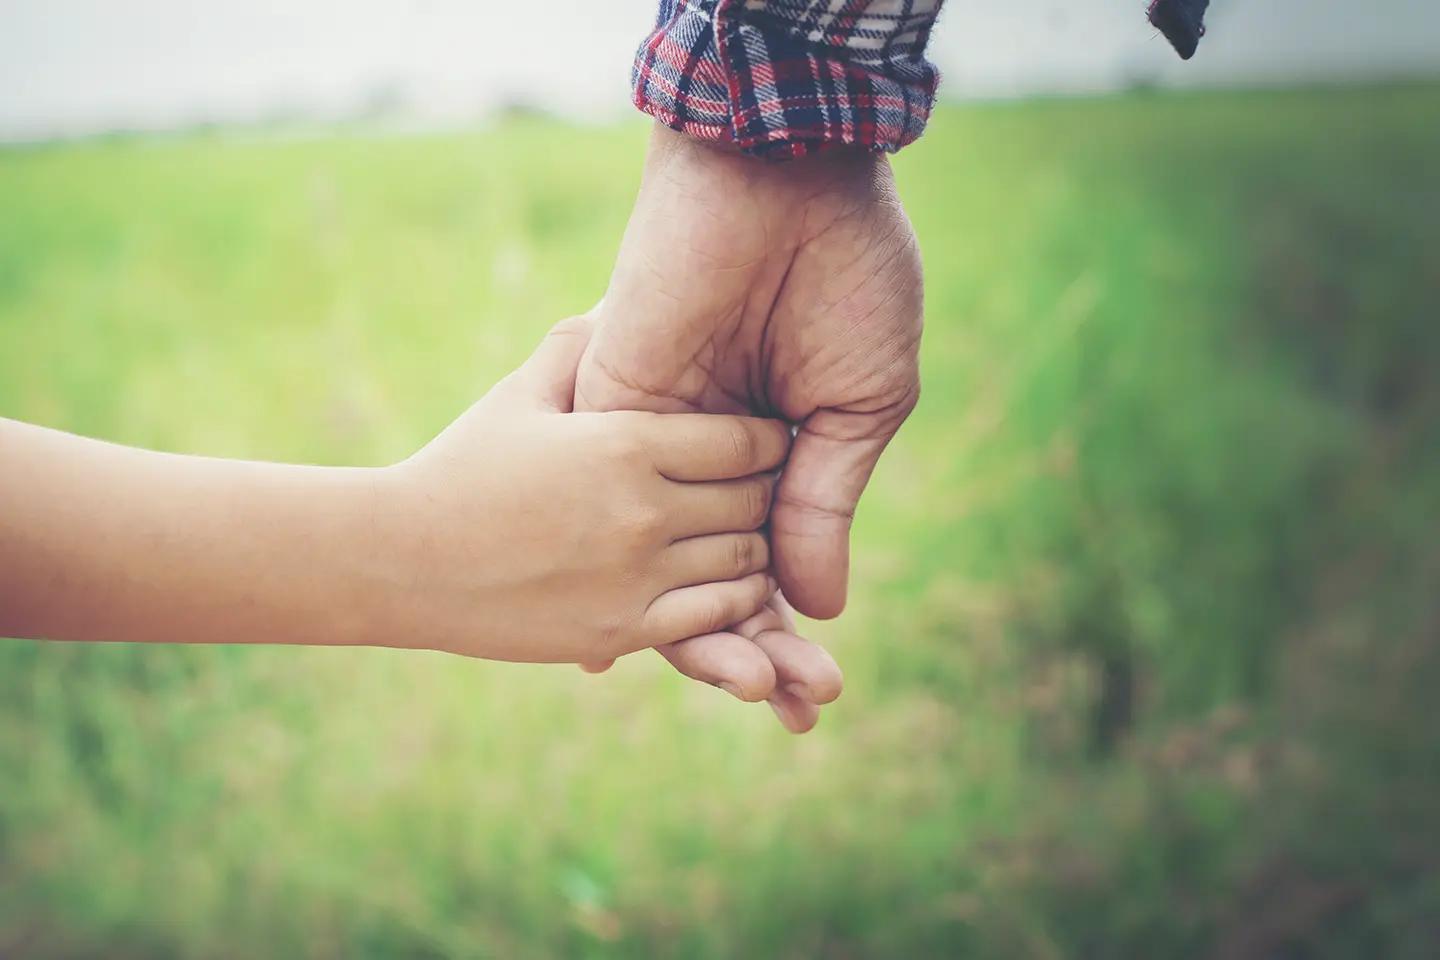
[[740, 533, 771, 576], [748, 572, 774, 608], [598, 415, 654, 465], [742, 478, 773, 528], [730, 535, 759, 577], [720, 419, 759, 470], [614, 497, 667, 543]]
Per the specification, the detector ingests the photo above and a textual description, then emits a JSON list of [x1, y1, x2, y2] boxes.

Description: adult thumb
[[771, 410, 902, 621], [491, 311, 596, 413]]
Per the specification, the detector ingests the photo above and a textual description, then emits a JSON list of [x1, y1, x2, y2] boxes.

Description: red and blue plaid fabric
[[632, 0, 944, 160]]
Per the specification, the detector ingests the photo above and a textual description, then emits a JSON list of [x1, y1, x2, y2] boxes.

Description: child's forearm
[[1, 318, 790, 665], [0, 417, 401, 647]]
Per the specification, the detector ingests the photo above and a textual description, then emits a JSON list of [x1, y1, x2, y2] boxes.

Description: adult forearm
[[0, 418, 399, 647]]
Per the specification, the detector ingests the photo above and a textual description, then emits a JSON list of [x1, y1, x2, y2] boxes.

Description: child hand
[[379, 314, 789, 664]]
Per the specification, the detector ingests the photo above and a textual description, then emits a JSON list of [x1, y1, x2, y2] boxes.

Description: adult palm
[[574, 125, 924, 731]]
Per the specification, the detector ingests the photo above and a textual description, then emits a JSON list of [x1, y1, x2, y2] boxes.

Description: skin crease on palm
[[573, 124, 925, 733]]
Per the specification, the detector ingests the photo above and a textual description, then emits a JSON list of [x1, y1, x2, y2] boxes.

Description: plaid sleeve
[[1147, 0, 1209, 60], [632, 0, 944, 161]]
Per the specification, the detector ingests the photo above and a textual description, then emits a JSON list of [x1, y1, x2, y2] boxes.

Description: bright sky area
[[1, 0, 1437, 141]]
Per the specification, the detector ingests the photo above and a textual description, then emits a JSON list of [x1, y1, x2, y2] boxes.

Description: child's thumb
[[494, 311, 596, 413]]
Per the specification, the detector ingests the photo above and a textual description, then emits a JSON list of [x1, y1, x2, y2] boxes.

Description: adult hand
[[573, 125, 924, 729]]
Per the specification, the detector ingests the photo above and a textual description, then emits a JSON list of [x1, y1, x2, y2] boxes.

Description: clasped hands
[[531, 125, 924, 733], [0, 131, 920, 732]]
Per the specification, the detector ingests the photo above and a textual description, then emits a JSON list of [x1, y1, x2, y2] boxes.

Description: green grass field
[[2, 84, 1438, 958]]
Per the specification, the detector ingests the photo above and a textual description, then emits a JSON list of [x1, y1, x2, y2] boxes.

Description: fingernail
[[765, 575, 778, 594], [719, 682, 744, 700]]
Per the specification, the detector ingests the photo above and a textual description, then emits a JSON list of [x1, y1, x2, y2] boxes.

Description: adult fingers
[[770, 409, 906, 620], [732, 596, 844, 706], [768, 687, 822, 735], [655, 632, 778, 703], [752, 630, 843, 706], [656, 593, 843, 715]]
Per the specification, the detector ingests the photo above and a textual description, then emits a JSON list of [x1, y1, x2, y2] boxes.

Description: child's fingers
[[663, 475, 774, 539], [578, 659, 615, 674], [660, 532, 770, 589], [646, 415, 791, 482], [644, 572, 776, 648]]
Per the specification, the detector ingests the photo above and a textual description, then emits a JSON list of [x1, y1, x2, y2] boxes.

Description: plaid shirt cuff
[[632, 0, 943, 161]]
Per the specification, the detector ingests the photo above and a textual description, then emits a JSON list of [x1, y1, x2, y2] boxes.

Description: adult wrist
[[647, 121, 885, 205]]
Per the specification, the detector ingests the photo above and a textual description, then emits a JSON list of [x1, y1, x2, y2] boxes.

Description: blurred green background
[[2, 83, 1439, 958]]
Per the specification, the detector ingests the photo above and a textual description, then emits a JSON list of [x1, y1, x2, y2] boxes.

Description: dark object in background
[[1148, 0, 1209, 60]]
